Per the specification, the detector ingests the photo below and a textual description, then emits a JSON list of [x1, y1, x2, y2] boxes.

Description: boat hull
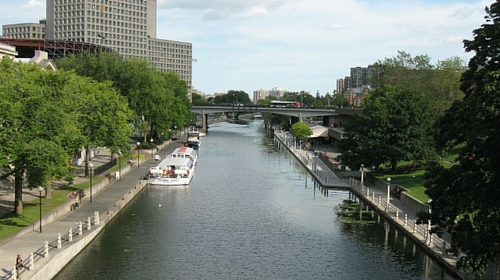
[[147, 174, 194, 186]]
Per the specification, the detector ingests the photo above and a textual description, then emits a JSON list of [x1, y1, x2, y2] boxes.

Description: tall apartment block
[[2, 0, 193, 88], [349, 65, 378, 88]]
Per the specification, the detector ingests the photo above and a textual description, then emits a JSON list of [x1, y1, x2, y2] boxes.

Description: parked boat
[[167, 146, 198, 165], [186, 127, 201, 149], [147, 157, 195, 186]]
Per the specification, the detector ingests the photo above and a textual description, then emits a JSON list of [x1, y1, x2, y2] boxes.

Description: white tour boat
[[147, 157, 195, 186]]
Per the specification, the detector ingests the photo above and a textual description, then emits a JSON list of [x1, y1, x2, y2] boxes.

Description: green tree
[[290, 122, 312, 143], [331, 92, 351, 107], [339, 86, 436, 171], [424, 2, 500, 276], [192, 92, 209, 105], [56, 52, 191, 144], [374, 51, 464, 116], [0, 59, 82, 212]]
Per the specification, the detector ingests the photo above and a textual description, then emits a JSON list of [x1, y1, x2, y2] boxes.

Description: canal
[[54, 119, 455, 279]]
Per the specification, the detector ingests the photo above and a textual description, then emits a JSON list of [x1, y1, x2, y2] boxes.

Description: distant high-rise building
[[336, 78, 345, 95], [253, 89, 269, 103], [349, 65, 378, 88], [269, 87, 285, 98]]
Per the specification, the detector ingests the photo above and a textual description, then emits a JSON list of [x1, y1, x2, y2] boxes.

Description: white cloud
[[21, 0, 43, 10]]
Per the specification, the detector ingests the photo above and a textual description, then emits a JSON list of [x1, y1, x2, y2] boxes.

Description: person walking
[[16, 254, 24, 278]]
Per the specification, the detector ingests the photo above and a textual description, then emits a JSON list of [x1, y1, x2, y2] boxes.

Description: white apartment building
[[253, 89, 269, 104], [269, 87, 285, 98]]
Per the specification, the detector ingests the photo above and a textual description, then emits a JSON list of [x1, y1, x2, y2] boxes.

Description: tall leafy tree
[[0, 58, 81, 212], [290, 122, 313, 143], [424, 2, 500, 276], [374, 51, 464, 116], [339, 86, 436, 171]]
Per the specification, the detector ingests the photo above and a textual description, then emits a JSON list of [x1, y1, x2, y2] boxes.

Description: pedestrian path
[[274, 131, 350, 188], [274, 130, 469, 280], [0, 139, 186, 280]]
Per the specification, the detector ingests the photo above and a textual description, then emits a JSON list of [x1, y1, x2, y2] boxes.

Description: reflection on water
[[55, 120, 456, 280]]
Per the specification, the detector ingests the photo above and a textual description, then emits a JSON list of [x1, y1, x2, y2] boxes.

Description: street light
[[137, 142, 140, 167], [386, 177, 391, 212], [168, 129, 171, 145], [37, 186, 44, 233], [360, 164, 364, 187], [150, 138, 154, 158], [89, 163, 93, 202], [118, 150, 122, 181], [427, 199, 432, 243]]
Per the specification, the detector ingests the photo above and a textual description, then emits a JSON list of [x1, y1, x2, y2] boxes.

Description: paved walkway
[[0, 147, 118, 219], [274, 131, 469, 280], [0, 138, 187, 280]]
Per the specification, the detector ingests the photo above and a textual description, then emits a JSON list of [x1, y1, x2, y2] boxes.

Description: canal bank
[[0, 138, 187, 280], [273, 130, 470, 280]]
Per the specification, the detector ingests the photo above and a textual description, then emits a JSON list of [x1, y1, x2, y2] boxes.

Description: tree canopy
[[290, 122, 312, 142], [374, 51, 465, 115], [339, 86, 436, 171], [55, 52, 192, 142], [212, 90, 251, 105], [424, 2, 500, 276], [0, 57, 132, 214]]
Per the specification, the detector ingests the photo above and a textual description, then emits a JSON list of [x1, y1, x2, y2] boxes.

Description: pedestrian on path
[[16, 254, 24, 277]]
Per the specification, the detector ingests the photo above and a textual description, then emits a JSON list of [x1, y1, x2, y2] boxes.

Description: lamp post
[[137, 142, 140, 167], [150, 138, 154, 158], [427, 199, 432, 244], [168, 129, 171, 145], [174, 126, 177, 140], [118, 150, 122, 181], [360, 164, 364, 187], [89, 163, 93, 202], [386, 177, 391, 212], [37, 186, 44, 233]]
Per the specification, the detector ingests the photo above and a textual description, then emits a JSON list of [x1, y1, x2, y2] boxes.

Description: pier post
[[87, 217, 92, 230], [69, 227, 73, 242], [78, 221, 83, 235], [29, 252, 34, 270], [44, 241, 49, 258], [94, 211, 100, 226], [57, 233, 62, 249], [404, 214, 408, 226]]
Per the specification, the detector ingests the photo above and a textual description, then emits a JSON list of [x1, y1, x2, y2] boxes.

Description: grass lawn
[[375, 147, 461, 203], [377, 169, 428, 203]]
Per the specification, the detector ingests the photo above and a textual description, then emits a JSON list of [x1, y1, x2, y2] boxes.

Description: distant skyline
[[0, 0, 492, 96]]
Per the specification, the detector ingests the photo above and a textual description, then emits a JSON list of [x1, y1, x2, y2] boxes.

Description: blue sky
[[0, 0, 492, 96]]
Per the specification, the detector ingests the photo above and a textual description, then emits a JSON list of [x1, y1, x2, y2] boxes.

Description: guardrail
[[4, 213, 99, 280]]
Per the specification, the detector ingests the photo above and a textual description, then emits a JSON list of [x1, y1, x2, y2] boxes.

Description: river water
[[54, 120, 455, 280]]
